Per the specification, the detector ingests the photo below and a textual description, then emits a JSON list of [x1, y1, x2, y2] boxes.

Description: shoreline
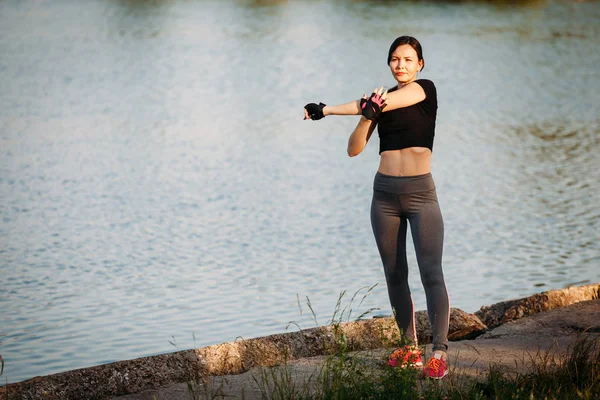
[[3, 283, 599, 400]]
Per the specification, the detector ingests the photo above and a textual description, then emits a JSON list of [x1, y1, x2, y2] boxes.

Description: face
[[388, 44, 423, 85]]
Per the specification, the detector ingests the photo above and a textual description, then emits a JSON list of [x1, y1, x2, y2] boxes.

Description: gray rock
[[479, 299, 600, 340], [475, 283, 600, 329], [415, 308, 487, 343]]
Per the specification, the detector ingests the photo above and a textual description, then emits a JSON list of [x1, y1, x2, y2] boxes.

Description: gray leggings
[[370, 172, 449, 352]]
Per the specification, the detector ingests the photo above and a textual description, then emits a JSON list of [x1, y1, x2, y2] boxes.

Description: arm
[[304, 99, 362, 120], [323, 100, 362, 116], [305, 81, 424, 120], [347, 116, 377, 157], [381, 82, 426, 112]]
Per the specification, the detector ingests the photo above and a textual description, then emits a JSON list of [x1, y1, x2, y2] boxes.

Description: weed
[[180, 287, 600, 400], [253, 289, 600, 399], [456, 335, 600, 400]]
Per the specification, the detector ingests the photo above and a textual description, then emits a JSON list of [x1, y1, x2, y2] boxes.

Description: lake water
[[1, 0, 599, 385]]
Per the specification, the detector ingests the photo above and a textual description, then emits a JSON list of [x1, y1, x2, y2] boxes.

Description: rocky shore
[[3, 283, 599, 400]]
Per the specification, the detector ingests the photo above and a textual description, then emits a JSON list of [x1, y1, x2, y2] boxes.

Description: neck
[[400, 77, 418, 87]]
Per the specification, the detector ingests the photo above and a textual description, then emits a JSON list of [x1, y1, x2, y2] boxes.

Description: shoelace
[[425, 357, 442, 373], [392, 347, 419, 357], [389, 347, 422, 367]]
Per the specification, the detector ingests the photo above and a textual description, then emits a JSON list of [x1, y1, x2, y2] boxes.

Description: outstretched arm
[[304, 99, 362, 120], [323, 100, 362, 117], [304, 86, 391, 121]]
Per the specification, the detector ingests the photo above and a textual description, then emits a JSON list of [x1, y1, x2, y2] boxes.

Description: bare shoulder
[[403, 80, 429, 94]]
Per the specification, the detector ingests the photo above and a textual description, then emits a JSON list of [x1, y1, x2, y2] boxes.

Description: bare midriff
[[377, 147, 432, 176]]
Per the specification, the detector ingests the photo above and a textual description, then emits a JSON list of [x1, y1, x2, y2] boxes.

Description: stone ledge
[[475, 282, 600, 329], [3, 283, 599, 400]]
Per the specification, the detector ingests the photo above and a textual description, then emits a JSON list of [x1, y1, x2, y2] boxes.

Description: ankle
[[431, 350, 447, 361]]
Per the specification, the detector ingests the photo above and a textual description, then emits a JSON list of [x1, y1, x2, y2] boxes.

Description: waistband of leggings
[[373, 172, 435, 194]]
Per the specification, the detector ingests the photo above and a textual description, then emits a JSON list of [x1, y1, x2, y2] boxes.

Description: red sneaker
[[423, 353, 448, 379], [388, 346, 423, 368]]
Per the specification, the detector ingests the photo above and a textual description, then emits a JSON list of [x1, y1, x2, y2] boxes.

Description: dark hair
[[387, 36, 424, 71]]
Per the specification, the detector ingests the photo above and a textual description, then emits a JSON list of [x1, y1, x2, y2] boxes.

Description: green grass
[[250, 331, 599, 400], [170, 287, 600, 400], [250, 287, 600, 400]]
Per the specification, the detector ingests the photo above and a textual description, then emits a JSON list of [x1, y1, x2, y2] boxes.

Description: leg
[[408, 198, 449, 353], [370, 191, 417, 346]]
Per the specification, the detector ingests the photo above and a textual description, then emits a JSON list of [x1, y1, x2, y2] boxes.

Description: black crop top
[[376, 79, 437, 153]]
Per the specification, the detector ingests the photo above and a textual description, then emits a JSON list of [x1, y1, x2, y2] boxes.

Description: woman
[[303, 36, 450, 379]]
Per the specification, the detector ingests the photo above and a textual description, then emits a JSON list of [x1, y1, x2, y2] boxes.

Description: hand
[[304, 102, 326, 120], [361, 87, 388, 120]]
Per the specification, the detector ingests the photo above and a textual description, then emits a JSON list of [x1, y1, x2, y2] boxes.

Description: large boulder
[[414, 308, 487, 344]]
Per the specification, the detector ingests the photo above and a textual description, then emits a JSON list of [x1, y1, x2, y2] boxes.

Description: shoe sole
[[425, 370, 448, 379]]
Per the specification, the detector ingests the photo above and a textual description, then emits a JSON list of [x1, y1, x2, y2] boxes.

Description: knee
[[385, 264, 409, 285], [420, 267, 444, 288]]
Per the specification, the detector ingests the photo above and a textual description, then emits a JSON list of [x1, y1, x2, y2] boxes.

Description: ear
[[418, 59, 424, 71]]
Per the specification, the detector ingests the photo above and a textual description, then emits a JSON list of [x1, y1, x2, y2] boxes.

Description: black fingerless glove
[[304, 102, 326, 120], [361, 93, 386, 120]]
